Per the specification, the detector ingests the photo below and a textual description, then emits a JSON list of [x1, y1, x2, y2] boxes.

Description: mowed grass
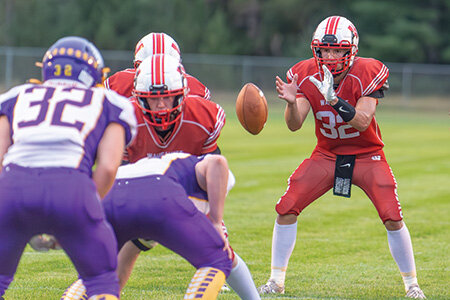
[[4, 96, 449, 299]]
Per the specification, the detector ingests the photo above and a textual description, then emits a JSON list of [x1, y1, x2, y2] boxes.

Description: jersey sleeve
[[360, 59, 389, 97], [103, 89, 137, 146], [186, 74, 211, 100], [0, 84, 31, 120], [286, 59, 317, 99], [202, 102, 226, 153], [104, 69, 135, 98]]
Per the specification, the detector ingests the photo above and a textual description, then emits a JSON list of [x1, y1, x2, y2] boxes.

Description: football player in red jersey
[[124, 54, 224, 162], [119, 54, 259, 299], [258, 16, 425, 299], [104, 32, 211, 100], [61, 54, 260, 299]]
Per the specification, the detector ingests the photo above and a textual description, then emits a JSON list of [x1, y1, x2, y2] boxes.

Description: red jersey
[[104, 68, 135, 98], [287, 57, 389, 156], [125, 96, 225, 163], [104, 68, 211, 100]]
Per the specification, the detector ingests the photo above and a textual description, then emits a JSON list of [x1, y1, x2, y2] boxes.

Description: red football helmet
[[133, 32, 181, 68], [133, 54, 187, 130], [311, 16, 359, 75]]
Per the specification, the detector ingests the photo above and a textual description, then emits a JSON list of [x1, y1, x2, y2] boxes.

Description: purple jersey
[[102, 173, 232, 276], [0, 79, 136, 298], [116, 153, 235, 214], [0, 80, 137, 174]]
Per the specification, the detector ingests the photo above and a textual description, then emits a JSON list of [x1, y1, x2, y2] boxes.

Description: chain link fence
[[2, 46, 450, 103]]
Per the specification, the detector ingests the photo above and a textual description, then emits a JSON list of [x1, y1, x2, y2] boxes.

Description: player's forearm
[[347, 97, 376, 131], [284, 102, 303, 131], [0, 116, 12, 171], [205, 157, 228, 225], [92, 166, 117, 199], [94, 123, 125, 199], [348, 110, 373, 131]]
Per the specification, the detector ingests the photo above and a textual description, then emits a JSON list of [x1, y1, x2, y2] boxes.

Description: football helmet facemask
[[311, 16, 359, 75], [133, 32, 181, 68], [42, 36, 109, 87], [133, 54, 187, 130]]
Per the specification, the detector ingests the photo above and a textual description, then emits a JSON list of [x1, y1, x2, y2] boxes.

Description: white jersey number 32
[[316, 111, 360, 139]]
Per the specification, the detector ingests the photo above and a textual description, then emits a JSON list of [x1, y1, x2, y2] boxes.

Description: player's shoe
[[406, 284, 426, 299], [220, 283, 231, 292], [257, 279, 285, 295]]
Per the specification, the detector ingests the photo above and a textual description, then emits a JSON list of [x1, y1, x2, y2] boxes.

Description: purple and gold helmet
[[42, 36, 108, 87]]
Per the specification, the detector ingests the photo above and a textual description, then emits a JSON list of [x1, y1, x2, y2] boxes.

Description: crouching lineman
[[113, 53, 258, 298], [62, 153, 235, 299], [0, 36, 137, 299]]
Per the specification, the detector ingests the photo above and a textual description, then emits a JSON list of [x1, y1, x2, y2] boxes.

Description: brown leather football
[[235, 83, 268, 135]]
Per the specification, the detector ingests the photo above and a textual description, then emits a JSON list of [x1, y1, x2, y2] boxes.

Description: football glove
[[309, 65, 337, 103]]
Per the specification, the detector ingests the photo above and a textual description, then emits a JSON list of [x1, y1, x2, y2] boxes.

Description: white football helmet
[[311, 16, 359, 75], [133, 32, 181, 68], [133, 54, 187, 129]]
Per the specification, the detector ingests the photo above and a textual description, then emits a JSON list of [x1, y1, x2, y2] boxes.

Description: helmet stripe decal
[[160, 55, 165, 85], [172, 43, 180, 55], [152, 55, 164, 86], [153, 33, 163, 55], [159, 33, 164, 54], [151, 55, 155, 85], [326, 16, 340, 35], [135, 42, 143, 56]]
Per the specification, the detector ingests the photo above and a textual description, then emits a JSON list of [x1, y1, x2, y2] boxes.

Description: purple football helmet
[[42, 36, 107, 87]]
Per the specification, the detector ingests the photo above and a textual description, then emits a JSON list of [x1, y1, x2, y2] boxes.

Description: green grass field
[[4, 96, 449, 299]]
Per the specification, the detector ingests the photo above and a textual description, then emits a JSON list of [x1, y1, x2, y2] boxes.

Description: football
[[235, 83, 268, 135]]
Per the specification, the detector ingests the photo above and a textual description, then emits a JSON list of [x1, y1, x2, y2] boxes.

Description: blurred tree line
[[0, 0, 449, 64]]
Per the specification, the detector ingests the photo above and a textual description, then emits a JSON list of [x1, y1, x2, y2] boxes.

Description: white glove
[[309, 65, 337, 103]]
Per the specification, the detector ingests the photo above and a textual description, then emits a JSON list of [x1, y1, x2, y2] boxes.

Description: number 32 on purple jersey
[[15, 86, 101, 135]]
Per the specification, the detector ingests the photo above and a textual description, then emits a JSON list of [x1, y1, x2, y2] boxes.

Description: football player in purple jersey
[[63, 153, 236, 299], [0, 36, 137, 299]]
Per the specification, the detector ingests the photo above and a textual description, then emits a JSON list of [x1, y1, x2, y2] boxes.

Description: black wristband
[[331, 97, 356, 122]]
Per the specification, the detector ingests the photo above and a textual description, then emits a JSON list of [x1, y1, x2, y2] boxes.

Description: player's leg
[[0, 220, 29, 297], [52, 172, 119, 299], [259, 152, 334, 294], [353, 153, 425, 299], [105, 175, 231, 298], [226, 253, 260, 299], [154, 194, 232, 275], [116, 241, 142, 291], [149, 180, 232, 298], [213, 221, 259, 299], [115, 239, 157, 290], [0, 168, 39, 296]]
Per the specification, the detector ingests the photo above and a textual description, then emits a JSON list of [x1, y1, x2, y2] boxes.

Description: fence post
[[5, 47, 14, 89], [401, 64, 412, 102], [242, 57, 251, 86]]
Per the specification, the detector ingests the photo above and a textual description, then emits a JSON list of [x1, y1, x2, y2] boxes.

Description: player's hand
[[276, 74, 298, 104], [212, 223, 232, 260], [309, 65, 337, 103]]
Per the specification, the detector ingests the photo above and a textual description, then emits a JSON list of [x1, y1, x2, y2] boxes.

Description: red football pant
[[275, 149, 403, 223]]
